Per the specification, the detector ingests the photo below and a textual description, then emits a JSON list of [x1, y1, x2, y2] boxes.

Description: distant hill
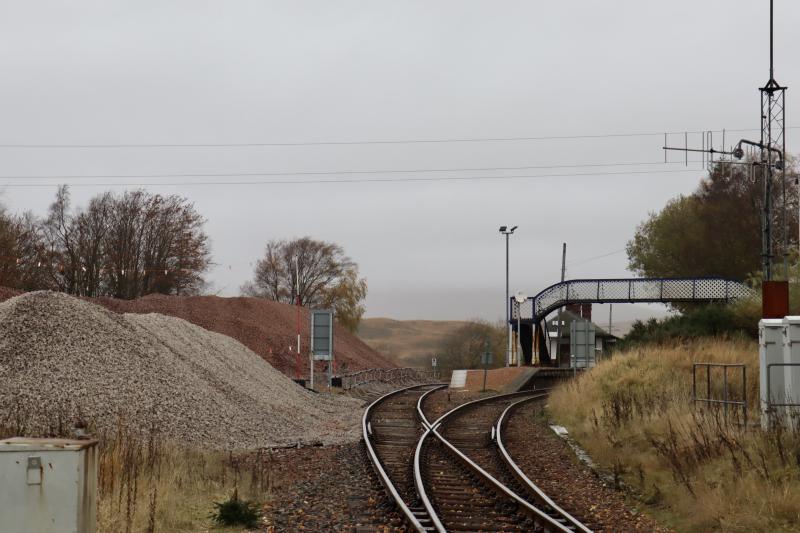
[[358, 317, 468, 366]]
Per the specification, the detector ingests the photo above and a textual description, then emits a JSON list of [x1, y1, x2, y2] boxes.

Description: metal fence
[[691, 363, 748, 423], [338, 367, 438, 390]]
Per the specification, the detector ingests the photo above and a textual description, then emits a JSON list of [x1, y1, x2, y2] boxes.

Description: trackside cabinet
[[783, 316, 800, 429], [760, 318, 785, 428], [0, 438, 98, 533]]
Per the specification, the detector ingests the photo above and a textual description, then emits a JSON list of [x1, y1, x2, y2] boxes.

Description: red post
[[296, 295, 301, 380]]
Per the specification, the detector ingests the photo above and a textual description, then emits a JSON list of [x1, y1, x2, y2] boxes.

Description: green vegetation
[[626, 160, 797, 283], [211, 490, 261, 529], [550, 340, 800, 532], [619, 304, 755, 349]]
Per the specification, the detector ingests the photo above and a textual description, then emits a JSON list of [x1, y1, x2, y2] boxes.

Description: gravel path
[[0, 291, 363, 449], [505, 400, 669, 532]]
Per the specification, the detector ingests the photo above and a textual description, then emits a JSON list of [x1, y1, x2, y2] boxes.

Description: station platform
[[449, 366, 580, 392]]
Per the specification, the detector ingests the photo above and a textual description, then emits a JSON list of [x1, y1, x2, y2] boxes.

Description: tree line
[[0, 186, 210, 297], [0, 186, 367, 330], [627, 158, 798, 282], [623, 158, 799, 341]]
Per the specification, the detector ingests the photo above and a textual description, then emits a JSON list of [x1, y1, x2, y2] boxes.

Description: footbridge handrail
[[511, 277, 754, 324]]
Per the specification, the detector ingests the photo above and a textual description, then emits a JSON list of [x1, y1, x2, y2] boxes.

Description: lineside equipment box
[[0, 437, 98, 533], [759, 318, 785, 428]]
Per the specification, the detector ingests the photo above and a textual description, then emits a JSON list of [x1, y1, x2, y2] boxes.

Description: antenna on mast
[[662, 0, 787, 281]]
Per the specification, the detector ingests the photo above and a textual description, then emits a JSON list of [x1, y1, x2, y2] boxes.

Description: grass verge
[[549, 338, 800, 532], [2, 417, 271, 532], [97, 422, 272, 532]]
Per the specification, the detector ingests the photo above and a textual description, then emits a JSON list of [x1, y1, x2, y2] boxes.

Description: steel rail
[[362, 383, 441, 532], [414, 423, 448, 533], [414, 390, 574, 532], [496, 396, 593, 533], [416, 383, 445, 429]]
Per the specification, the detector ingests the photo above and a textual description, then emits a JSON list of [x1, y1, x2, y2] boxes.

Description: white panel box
[[760, 318, 785, 428], [0, 438, 98, 533], [449, 369, 467, 389], [783, 316, 800, 428]]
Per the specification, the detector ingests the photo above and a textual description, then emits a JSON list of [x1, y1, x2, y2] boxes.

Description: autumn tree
[[242, 237, 368, 332], [627, 159, 798, 281], [437, 320, 505, 373]]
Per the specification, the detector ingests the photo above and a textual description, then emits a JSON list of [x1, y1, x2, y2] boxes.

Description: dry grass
[[550, 338, 800, 532], [1, 411, 271, 533], [96, 422, 272, 532]]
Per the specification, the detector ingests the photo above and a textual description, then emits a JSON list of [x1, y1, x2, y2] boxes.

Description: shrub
[[618, 304, 754, 350], [211, 488, 261, 528]]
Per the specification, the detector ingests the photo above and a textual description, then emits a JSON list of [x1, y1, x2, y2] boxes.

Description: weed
[[211, 488, 261, 528]]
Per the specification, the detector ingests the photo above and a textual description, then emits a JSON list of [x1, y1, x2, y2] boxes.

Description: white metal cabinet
[[759, 318, 785, 428], [783, 316, 800, 429], [0, 438, 98, 533]]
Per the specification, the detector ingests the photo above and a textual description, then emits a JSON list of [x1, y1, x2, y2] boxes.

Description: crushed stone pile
[[0, 291, 363, 449], [94, 293, 397, 376], [0, 288, 396, 377]]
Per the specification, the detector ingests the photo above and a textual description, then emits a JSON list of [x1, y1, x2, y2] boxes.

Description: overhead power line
[[0, 126, 793, 149], [0, 168, 703, 188], [0, 159, 700, 181], [567, 249, 627, 268]]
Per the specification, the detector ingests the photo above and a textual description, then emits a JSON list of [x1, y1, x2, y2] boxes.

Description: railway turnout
[[363, 384, 593, 532]]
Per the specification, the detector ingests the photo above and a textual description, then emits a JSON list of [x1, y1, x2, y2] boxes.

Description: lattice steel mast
[[760, 0, 787, 280], [663, 0, 787, 281]]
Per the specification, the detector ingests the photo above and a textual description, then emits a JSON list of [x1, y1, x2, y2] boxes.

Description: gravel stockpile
[[0, 288, 396, 377], [0, 291, 363, 449], [93, 293, 396, 376]]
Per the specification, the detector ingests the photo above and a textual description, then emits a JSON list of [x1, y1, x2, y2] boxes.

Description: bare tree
[[243, 237, 368, 331], [0, 207, 20, 288], [34, 186, 210, 298]]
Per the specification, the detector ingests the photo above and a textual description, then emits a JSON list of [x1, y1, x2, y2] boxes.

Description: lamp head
[[499, 226, 507, 232]]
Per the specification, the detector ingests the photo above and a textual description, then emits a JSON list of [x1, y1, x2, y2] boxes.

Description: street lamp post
[[499, 225, 518, 367]]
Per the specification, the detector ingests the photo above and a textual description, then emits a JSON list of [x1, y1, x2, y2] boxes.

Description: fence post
[[742, 365, 747, 427], [723, 366, 729, 419]]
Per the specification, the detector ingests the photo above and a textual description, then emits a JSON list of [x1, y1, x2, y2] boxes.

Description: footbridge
[[509, 277, 754, 364]]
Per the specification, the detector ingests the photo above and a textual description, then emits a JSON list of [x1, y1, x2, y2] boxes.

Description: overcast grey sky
[[0, 1, 797, 321]]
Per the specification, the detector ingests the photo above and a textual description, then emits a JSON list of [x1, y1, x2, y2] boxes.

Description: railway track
[[364, 384, 593, 532], [362, 383, 447, 531]]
